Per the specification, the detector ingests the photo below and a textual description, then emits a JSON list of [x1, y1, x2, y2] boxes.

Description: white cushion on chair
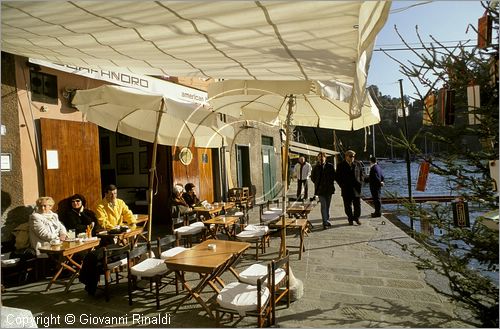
[[174, 225, 203, 236], [238, 263, 286, 286], [268, 207, 282, 212], [244, 225, 269, 233], [131, 258, 168, 279], [236, 230, 266, 241], [107, 257, 127, 270], [217, 281, 270, 316], [190, 221, 205, 228], [233, 211, 244, 216], [160, 246, 187, 259]]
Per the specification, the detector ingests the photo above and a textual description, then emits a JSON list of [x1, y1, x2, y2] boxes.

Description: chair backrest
[[156, 235, 177, 258], [184, 211, 198, 225], [103, 244, 130, 267], [257, 267, 271, 312], [271, 251, 290, 307], [127, 242, 150, 269]]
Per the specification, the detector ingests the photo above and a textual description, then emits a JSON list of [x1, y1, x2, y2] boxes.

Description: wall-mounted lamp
[[26, 62, 41, 71]]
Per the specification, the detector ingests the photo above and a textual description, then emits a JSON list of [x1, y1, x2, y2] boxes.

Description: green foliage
[[383, 2, 499, 327]]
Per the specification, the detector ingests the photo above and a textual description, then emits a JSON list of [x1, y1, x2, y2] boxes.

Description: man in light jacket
[[293, 156, 312, 201]]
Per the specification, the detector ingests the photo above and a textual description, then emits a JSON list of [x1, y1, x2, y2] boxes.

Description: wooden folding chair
[[127, 241, 173, 310], [214, 262, 273, 328]]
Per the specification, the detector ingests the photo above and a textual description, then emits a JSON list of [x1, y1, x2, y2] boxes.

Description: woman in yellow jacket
[[95, 184, 137, 230]]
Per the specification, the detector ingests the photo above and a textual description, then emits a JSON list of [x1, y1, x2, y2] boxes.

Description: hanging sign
[[478, 14, 492, 49], [420, 216, 434, 236], [467, 85, 482, 125], [416, 160, 430, 192], [452, 200, 470, 228], [423, 93, 435, 126]]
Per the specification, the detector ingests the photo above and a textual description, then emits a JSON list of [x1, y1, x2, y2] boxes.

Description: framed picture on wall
[[139, 151, 149, 174], [116, 133, 132, 147], [116, 152, 134, 175]]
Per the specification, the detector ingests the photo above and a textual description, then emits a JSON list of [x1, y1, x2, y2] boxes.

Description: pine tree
[[382, 2, 499, 326]]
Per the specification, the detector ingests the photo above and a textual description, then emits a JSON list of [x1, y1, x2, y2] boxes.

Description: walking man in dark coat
[[366, 156, 384, 217], [336, 150, 365, 225], [311, 152, 336, 229]]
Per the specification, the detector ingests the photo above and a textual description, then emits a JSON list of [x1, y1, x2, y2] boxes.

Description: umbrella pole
[[147, 99, 165, 241], [280, 96, 294, 257]]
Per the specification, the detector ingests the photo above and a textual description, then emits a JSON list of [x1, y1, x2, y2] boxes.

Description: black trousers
[[370, 187, 382, 215], [342, 195, 361, 222], [296, 179, 308, 199]]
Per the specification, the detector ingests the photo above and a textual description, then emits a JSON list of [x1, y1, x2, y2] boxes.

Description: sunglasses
[[71, 199, 82, 203]]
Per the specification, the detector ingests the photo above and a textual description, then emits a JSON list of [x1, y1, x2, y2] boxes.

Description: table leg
[[173, 271, 216, 319], [299, 226, 306, 260], [46, 257, 78, 291]]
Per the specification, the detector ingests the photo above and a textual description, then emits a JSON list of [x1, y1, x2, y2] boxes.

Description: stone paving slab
[[1, 182, 476, 327]]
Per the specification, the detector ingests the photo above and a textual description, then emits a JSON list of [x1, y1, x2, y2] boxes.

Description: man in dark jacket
[[311, 152, 336, 229], [366, 156, 384, 217], [336, 150, 365, 225]]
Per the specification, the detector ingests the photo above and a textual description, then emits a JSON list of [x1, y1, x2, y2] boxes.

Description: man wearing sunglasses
[[336, 150, 366, 225]]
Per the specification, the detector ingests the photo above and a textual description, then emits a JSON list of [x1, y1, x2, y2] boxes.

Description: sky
[[367, 1, 487, 99]]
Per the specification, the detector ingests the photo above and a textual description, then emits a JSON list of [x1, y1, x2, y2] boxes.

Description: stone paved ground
[[1, 182, 477, 328]]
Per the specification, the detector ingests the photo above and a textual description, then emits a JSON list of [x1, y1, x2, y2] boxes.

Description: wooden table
[[203, 216, 238, 239], [193, 202, 235, 220], [97, 227, 145, 247], [165, 239, 250, 319], [38, 238, 100, 292], [286, 202, 314, 219], [273, 218, 308, 260]]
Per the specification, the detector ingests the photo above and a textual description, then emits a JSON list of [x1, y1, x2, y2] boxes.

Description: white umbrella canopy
[[73, 85, 230, 149], [207, 80, 380, 131], [207, 79, 380, 256], [72, 85, 233, 240], [1, 1, 391, 116]]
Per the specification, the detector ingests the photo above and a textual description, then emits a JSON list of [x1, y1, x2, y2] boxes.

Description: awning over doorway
[[289, 141, 339, 157]]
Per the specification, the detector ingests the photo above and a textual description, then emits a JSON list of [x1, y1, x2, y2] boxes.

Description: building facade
[[1, 52, 283, 239]]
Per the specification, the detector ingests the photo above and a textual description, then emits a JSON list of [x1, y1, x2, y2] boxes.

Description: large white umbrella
[[208, 79, 380, 255], [72, 85, 232, 240], [207, 80, 380, 130]]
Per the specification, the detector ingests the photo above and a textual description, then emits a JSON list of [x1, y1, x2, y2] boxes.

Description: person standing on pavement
[[294, 156, 312, 201], [336, 150, 365, 225], [311, 152, 336, 229], [366, 156, 384, 217]]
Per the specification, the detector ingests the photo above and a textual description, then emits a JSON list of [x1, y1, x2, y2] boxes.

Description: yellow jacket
[[95, 198, 136, 230]]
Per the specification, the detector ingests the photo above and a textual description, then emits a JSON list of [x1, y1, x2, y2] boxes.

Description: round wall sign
[[179, 147, 193, 165]]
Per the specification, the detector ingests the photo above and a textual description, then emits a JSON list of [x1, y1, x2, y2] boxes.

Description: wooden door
[[171, 146, 214, 202], [197, 149, 214, 202], [40, 118, 101, 211]]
